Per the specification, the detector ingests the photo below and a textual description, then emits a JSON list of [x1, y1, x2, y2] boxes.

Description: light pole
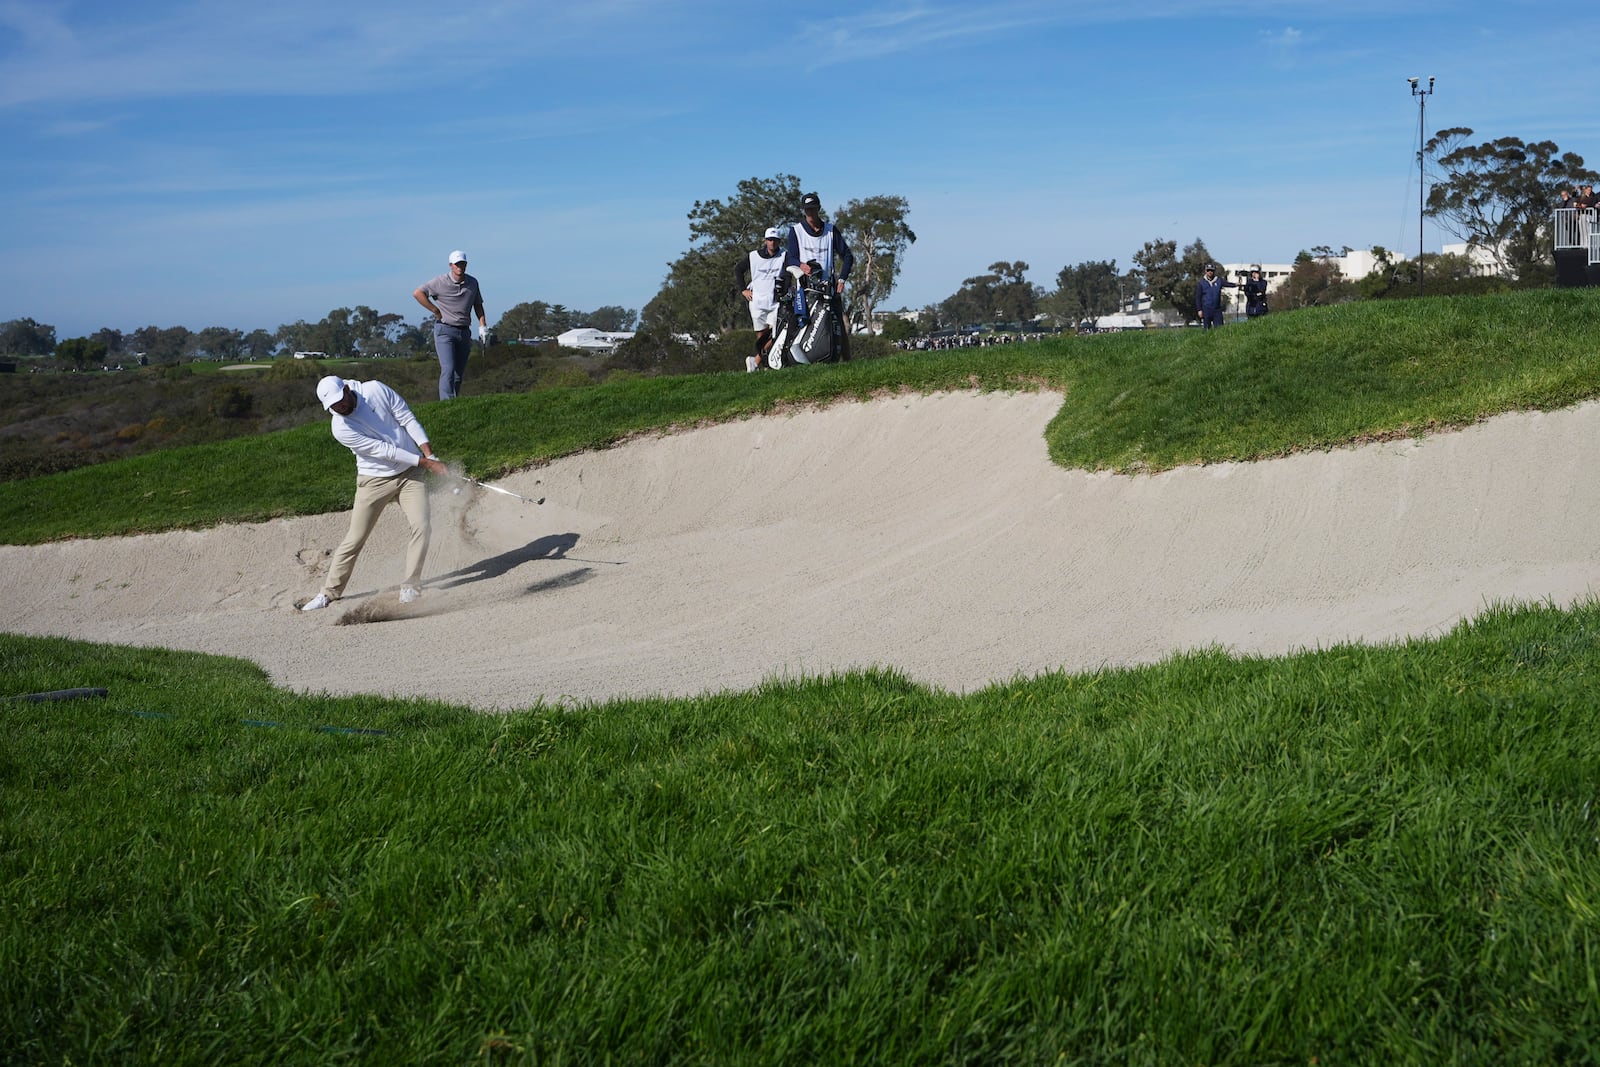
[[1409, 75, 1434, 296]]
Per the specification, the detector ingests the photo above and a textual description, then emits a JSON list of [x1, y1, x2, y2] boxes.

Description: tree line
[[6, 129, 1588, 364], [635, 132, 1591, 347], [1, 301, 641, 368], [908, 240, 1537, 338], [909, 128, 1595, 332]]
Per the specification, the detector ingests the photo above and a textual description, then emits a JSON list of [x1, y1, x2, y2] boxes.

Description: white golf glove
[[478, 324, 488, 343]]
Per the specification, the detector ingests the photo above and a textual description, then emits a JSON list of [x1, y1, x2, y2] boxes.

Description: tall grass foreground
[[3, 601, 1599, 1063]]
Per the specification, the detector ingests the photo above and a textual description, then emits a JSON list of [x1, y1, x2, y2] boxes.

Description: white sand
[[4, 390, 1598, 711]]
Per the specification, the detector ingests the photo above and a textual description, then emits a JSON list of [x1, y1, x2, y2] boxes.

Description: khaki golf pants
[[321, 470, 430, 598]]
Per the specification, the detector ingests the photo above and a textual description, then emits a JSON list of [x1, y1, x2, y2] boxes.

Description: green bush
[[264, 357, 323, 382], [209, 384, 255, 419], [845, 333, 896, 361], [0, 444, 107, 483], [533, 365, 595, 390], [879, 316, 918, 342], [611, 330, 731, 376]]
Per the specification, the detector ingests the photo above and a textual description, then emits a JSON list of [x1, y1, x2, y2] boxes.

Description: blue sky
[[1, 0, 1594, 339]]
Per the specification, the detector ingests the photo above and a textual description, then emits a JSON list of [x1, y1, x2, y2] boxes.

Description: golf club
[[453, 472, 544, 505]]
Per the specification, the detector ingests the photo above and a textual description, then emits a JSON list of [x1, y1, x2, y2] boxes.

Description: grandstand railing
[[1553, 208, 1594, 251]]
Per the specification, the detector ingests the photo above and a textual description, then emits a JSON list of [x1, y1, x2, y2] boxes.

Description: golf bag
[[766, 263, 849, 369]]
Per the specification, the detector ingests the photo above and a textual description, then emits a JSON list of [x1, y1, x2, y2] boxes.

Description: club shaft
[[458, 474, 541, 504]]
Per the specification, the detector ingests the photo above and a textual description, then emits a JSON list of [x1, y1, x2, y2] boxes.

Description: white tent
[[556, 328, 636, 353]]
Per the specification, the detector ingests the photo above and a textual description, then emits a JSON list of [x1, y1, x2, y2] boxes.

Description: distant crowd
[[1554, 183, 1597, 210], [892, 332, 1053, 352]]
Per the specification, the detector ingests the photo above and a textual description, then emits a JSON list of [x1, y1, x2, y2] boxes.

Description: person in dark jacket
[[1243, 268, 1269, 319], [784, 192, 855, 360], [783, 192, 854, 292], [1195, 264, 1238, 329]]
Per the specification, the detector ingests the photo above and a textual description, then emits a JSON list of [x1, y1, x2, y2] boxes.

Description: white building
[[1439, 241, 1500, 275], [1217, 249, 1405, 301], [1114, 247, 1407, 324]]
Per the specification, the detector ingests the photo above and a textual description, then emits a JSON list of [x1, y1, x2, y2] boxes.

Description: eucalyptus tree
[[833, 194, 915, 333], [1423, 128, 1598, 279], [642, 174, 806, 345]]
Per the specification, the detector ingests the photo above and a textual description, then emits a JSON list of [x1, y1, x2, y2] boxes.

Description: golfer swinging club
[[300, 375, 447, 611]]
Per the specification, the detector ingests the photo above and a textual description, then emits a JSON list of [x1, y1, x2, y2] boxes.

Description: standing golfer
[[300, 376, 446, 611], [413, 250, 487, 399]]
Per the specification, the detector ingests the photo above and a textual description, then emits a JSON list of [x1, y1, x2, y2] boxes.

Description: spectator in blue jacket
[[1195, 264, 1238, 329]]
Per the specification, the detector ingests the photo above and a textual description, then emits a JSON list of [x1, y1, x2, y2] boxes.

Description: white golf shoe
[[745, 355, 759, 373], [399, 586, 421, 605], [300, 593, 330, 612]]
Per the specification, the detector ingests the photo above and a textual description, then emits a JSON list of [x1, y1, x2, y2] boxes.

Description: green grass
[[4, 289, 1600, 543], [1045, 288, 1600, 470], [4, 288, 1600, 1062], [4, 602, 1599, 1064]]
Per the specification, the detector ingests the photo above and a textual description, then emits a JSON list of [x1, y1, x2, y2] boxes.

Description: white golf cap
[[448, 250, 467, 264], [316, 375, 348, 411], [764, 227, 781, 240]]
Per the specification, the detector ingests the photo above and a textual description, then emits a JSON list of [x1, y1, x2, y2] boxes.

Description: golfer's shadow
[[430, 532, 588, 592]]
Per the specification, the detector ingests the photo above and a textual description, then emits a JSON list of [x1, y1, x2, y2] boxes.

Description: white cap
[[763, 227, 781, 240], [448, 250, 467, 264], [316, 375, 348, 411]]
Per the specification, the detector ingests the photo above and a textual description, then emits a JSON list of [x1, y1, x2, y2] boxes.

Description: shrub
[[609, 331, 722, 376], [845, 334, 896, 361], [265, 357, 322, 382], [209, 385, 255, 419], [533, 366, 595, 390], [0, 445, 107, 483]]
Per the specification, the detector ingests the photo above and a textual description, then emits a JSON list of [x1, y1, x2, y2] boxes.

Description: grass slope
[[3, 290, 1599, 544]]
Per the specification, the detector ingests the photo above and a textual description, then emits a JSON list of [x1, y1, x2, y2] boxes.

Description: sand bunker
[[3, 390, 1598, 711]]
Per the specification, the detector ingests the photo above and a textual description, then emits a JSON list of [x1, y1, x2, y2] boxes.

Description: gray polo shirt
[[419, 271, 485, 327]]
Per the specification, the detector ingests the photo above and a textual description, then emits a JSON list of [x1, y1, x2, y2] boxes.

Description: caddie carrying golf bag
[[766, 262, 849, 369]]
